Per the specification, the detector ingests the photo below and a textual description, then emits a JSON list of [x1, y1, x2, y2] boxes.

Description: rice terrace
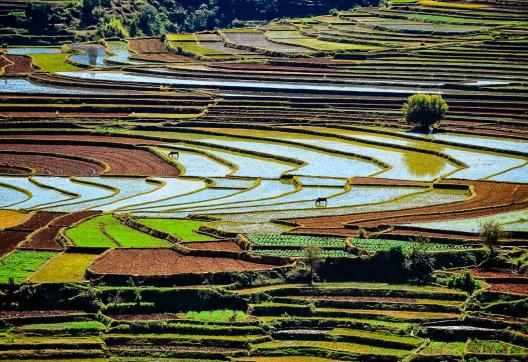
[[0, 0, 527, 360]]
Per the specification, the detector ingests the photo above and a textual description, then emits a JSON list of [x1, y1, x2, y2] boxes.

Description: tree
[[480, 220, 506, 260], [404, 245, 435, 283], [303, 244, 324, 286], [402, 93, 448, 131]]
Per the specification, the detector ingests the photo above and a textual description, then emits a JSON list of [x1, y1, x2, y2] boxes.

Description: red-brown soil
[[3, 54, 33, 74], [0, 310, 83, 319], [0, 230, 31, 256], [0, 164, 31, 175], [184, 241, 243, 252], [90, 249, 274, 275], [49, 211, 101, 227], [0, 153, 105, 176], [12, 211, 63, 230], [111, 313, 180, 321], [286, 179, 528, 237], [19, 211, 101, 250], [0, 143, 178, 176], [469, 269, 523, 279], [20, 226, 63, 250], [304, 296, 419, 303], [489, 283, 528, 295]]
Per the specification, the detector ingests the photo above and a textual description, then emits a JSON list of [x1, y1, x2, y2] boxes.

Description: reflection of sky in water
[[57, 71, 438, 94], [69, 44, 107, 67], [6, 47, 60, 55], [0, 79, 102, 94]]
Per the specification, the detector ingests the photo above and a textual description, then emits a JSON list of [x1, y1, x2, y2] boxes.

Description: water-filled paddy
[[0, 177, 72, 209], [198, 138, 381, 178], [103, 177, 205, 211], [56, 71, 431, 94], [0, 79, 103, 94], [69, 44, 107, 67], [158, 148, 232, 177], [6, 48, 61, 55], [36, 177, 115, 212]]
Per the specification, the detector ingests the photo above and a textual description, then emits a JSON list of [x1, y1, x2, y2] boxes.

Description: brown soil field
[[0, 230, 31, 256], [20, 226, 63, 250], [489, 283, 528, 294], [0, 164, 31, 175], [0, 210, 32, 229], [287, 180, 528, 231], [469, 269, 523, 279], [0, 143, 179, 176], [90, 249, 274, 275], [0, 153, 104, 176], [0, 310, 82, 319], [21, 211, 101, 250], [3, 54, 33, 74], [0, 112, 131, 118], [49, 211, 101, 227], [12, 211, 63, 230], [184, 241, 243, 252], [111, 313, 180, 321], [0, 134, 161, 145], [304, 296, 419, 303]]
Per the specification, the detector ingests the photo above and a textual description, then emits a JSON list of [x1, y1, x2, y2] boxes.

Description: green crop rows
[[350, 238, 474, 253], [247, 234, 346, 248]]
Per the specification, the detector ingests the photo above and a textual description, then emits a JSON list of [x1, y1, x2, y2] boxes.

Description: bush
[[402, 94, 448, 130], [447, 270, 481, 295], [404, 245, 435, 283], [480, 220, 507, 260]]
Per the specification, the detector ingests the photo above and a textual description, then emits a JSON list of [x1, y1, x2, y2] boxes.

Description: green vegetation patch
[[253, 340, 409, 356], [253, 249, 354, 258], [30, 53, 80, 72], [0, 251, 57, 284], [247, 234, 346, 248], [19, 321, 107, 333], [29, 253, 101, 283], [420, 341, 465, 355], [185, 309, 247, 322], [350, 238, 473, 253], [466, 339, 528, 354], [136, 218, 215, 242], [66, 214, 170, 248]]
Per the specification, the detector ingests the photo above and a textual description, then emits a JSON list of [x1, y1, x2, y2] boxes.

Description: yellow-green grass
[[135, 218, 215, 242], [419, 0, 488, 9], [409, 13, 524, 25], [272, 37, 383, 51], [29, 253, 101, 283], [166, 33, 198, 41], [252, 340, 409, 356], [241, 358, 338, 362], [29, 53, 80, 72], [0, 210, 31, 229], [168, 40, 231, 56], [330, 328, 423, 346], [420, 341, 465, 356], [18, 321, 107, 333], [65, 214, 170, 248], [0, 251, 57, 284]]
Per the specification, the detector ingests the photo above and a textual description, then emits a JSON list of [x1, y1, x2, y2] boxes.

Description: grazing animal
[[315, 197, 328, 207], [168, 151, 179, 159]]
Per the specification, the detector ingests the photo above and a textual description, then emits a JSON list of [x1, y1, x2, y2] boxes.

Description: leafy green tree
[[402, 94, 448, 131], [304, 244, 323, 286], [480, 220, 506, 260], [447, 270, 480, 295], [404, 245, 435, 282]]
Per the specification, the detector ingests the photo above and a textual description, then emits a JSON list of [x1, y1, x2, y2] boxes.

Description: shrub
[[402, 94, 448, 130], [304, 244, 324, 286], [404, 245, 435, 283], [480, 220, 507, 260], [447, 270, 480, 295]]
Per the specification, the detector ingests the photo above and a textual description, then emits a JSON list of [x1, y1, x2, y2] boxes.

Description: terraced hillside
[[0, 0, 527, 360]]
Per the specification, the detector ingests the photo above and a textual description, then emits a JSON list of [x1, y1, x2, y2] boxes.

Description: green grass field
[[66, 214, 170, 248], [0, 251, 57, 284], [136, 218, 216, 242], [30, 53, 80, 72]]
